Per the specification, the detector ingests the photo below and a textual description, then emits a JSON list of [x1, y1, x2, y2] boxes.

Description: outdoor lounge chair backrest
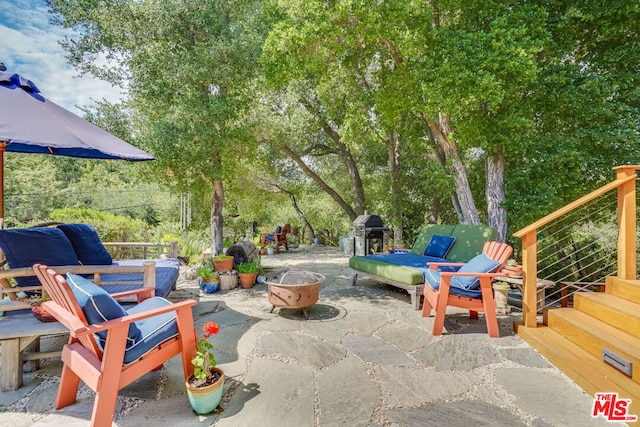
[[482, 241, 513, 268], [33, 264, 103, 359]]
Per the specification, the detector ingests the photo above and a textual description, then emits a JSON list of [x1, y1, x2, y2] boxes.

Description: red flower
[[203, 322, 219, 338]]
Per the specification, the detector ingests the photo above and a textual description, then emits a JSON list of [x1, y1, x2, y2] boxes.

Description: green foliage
[[44, 0, 640, 245], [197, 259, 218, 279], [236, 258, 261, 274], [49, 208, 151, 242]]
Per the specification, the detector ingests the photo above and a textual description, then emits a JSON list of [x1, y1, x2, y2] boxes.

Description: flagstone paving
[[0, 244, 628, 426]]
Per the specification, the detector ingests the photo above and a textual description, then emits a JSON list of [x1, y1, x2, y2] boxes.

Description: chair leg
[[421, 297, 433, 317], [56, 364, 81, 409], [432, 296, 447, 336], [91, 384, 120, 427]]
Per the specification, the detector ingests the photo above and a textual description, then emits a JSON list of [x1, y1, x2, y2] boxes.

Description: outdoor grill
[[350, 214, 390, 256]]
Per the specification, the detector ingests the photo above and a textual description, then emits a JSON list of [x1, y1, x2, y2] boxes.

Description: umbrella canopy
[[0, 71, 154, 226]]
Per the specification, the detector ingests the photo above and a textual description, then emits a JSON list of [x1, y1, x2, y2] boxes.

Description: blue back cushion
[[57, 223, 112, 265], [275, 226, 282, 233], [450, 254, 501, 290], [424, 234, 456, 258], [0, 228, 79, 288], [66, 273, 141, 349]]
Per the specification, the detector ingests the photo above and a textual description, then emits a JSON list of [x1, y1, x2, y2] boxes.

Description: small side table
[[494, 276, 555, 311]]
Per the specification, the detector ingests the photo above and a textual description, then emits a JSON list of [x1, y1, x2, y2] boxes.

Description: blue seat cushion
[[57, 223, 113, 265], [450, 254, 501, 290], [66, 273, 142, 350], [424, 268, 483, 298], [0, 228, 79, 289], [100, 258, 180, 298], [123, 297, 178, 365], [424, 234, 456, 258]]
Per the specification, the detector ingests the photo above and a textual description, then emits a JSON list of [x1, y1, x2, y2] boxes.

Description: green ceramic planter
[[186, 368, 224, 414]]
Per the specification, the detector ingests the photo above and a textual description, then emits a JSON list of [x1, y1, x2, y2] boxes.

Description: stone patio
[[0, 245, 625, 426]]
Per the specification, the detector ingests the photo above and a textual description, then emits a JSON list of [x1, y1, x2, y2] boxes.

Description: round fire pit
[[266, 269, 325, 320]]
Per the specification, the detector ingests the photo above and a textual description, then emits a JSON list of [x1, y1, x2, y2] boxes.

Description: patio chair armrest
[[109, 287, 154, 302], [440, 271, 504, 278], [42, 300, 90, 333], [80, 299, 197, 337], [426, 262, 464, 270]]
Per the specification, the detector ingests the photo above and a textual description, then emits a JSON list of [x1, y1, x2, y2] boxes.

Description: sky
[[0, 0, 122, 114]]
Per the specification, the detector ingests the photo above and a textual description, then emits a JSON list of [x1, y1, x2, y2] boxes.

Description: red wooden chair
[[261, 224, 290, 254], [33, 264, 197, 427], [421, 242, 513, 338]]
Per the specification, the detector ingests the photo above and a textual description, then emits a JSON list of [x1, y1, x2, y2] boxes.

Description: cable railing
[[536, 190, 618, 311], [512, 165, 639, 327]]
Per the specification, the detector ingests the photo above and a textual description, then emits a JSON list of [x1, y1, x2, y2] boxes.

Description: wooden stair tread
[[606, 277, 640, 303], [517, 324, 640, 417], [577, 291, 640, 316], [574, 293, 640, 337], [546, 308, 640, 375]]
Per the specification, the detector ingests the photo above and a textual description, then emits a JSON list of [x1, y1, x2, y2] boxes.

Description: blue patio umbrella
[[0, 71, 154, 226]]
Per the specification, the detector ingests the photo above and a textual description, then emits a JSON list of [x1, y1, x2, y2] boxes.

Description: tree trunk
[[211, 178, 225, 256], [423, 113, 480, 225], [486, 151, 507, 242], [283, 187, 315, 244], [280, 145, 358, 220], [300, 98, 366, 216], [385, 128, 403, 242]]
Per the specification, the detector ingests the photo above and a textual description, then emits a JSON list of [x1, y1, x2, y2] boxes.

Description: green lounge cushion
[[349, 256, 424, 286], [446, 225, 498, 262]]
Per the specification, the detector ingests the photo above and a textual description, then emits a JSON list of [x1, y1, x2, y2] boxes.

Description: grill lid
[[352, 214, 384, 228]]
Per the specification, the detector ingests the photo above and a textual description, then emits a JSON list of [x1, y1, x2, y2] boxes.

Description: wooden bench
[[0, 313, 68, 391]]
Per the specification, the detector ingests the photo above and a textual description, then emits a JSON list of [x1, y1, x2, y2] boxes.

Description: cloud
[[0, 0, 123, 114]]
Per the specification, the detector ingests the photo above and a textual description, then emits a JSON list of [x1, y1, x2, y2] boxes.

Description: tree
[[48, 0, 265, 254]]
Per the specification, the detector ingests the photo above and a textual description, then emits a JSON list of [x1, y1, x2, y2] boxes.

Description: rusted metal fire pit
[[266, 269, 325, 320]]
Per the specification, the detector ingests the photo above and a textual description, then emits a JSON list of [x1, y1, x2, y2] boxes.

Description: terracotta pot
[[185, 368, 224, 415], [260, 249, 267, 255], [213, 257, 234, 272], [238, 272, 258, 288], [31, 305, 56, 323], [505, 265, 523, 277]]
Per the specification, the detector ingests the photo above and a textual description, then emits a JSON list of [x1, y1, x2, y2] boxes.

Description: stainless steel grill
[[350, 214, 389, 256]]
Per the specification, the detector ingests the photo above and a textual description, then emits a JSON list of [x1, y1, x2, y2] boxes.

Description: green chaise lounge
[[349, 224, 498, 310]]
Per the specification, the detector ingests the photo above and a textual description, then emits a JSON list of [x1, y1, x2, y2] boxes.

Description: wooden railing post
[[615, 165, 638, 280], [521, 230, 538, 327]]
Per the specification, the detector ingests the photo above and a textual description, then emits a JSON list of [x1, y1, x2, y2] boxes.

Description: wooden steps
[[517, 323, 640, 418], [517, 276, 640, 419]]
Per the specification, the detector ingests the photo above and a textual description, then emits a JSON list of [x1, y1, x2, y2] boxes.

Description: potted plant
[[266, 243, 276, 255], [197, 260, 220, 293], [29, 292, 56, 323], [258, 245, 267, 255], [504, 259, 523, 277], [213, 253, 234, 272], [186, 321, 224, 414], [237, 259, 260, 288]]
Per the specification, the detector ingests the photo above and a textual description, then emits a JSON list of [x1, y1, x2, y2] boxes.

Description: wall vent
[[603, 348, 632, 377]]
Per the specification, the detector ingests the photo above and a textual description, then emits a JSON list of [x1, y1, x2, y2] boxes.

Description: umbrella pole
[[0, 142, 5, 229]]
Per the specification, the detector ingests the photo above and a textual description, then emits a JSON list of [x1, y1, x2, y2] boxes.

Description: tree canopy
[[24, 0, 639, 250]]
